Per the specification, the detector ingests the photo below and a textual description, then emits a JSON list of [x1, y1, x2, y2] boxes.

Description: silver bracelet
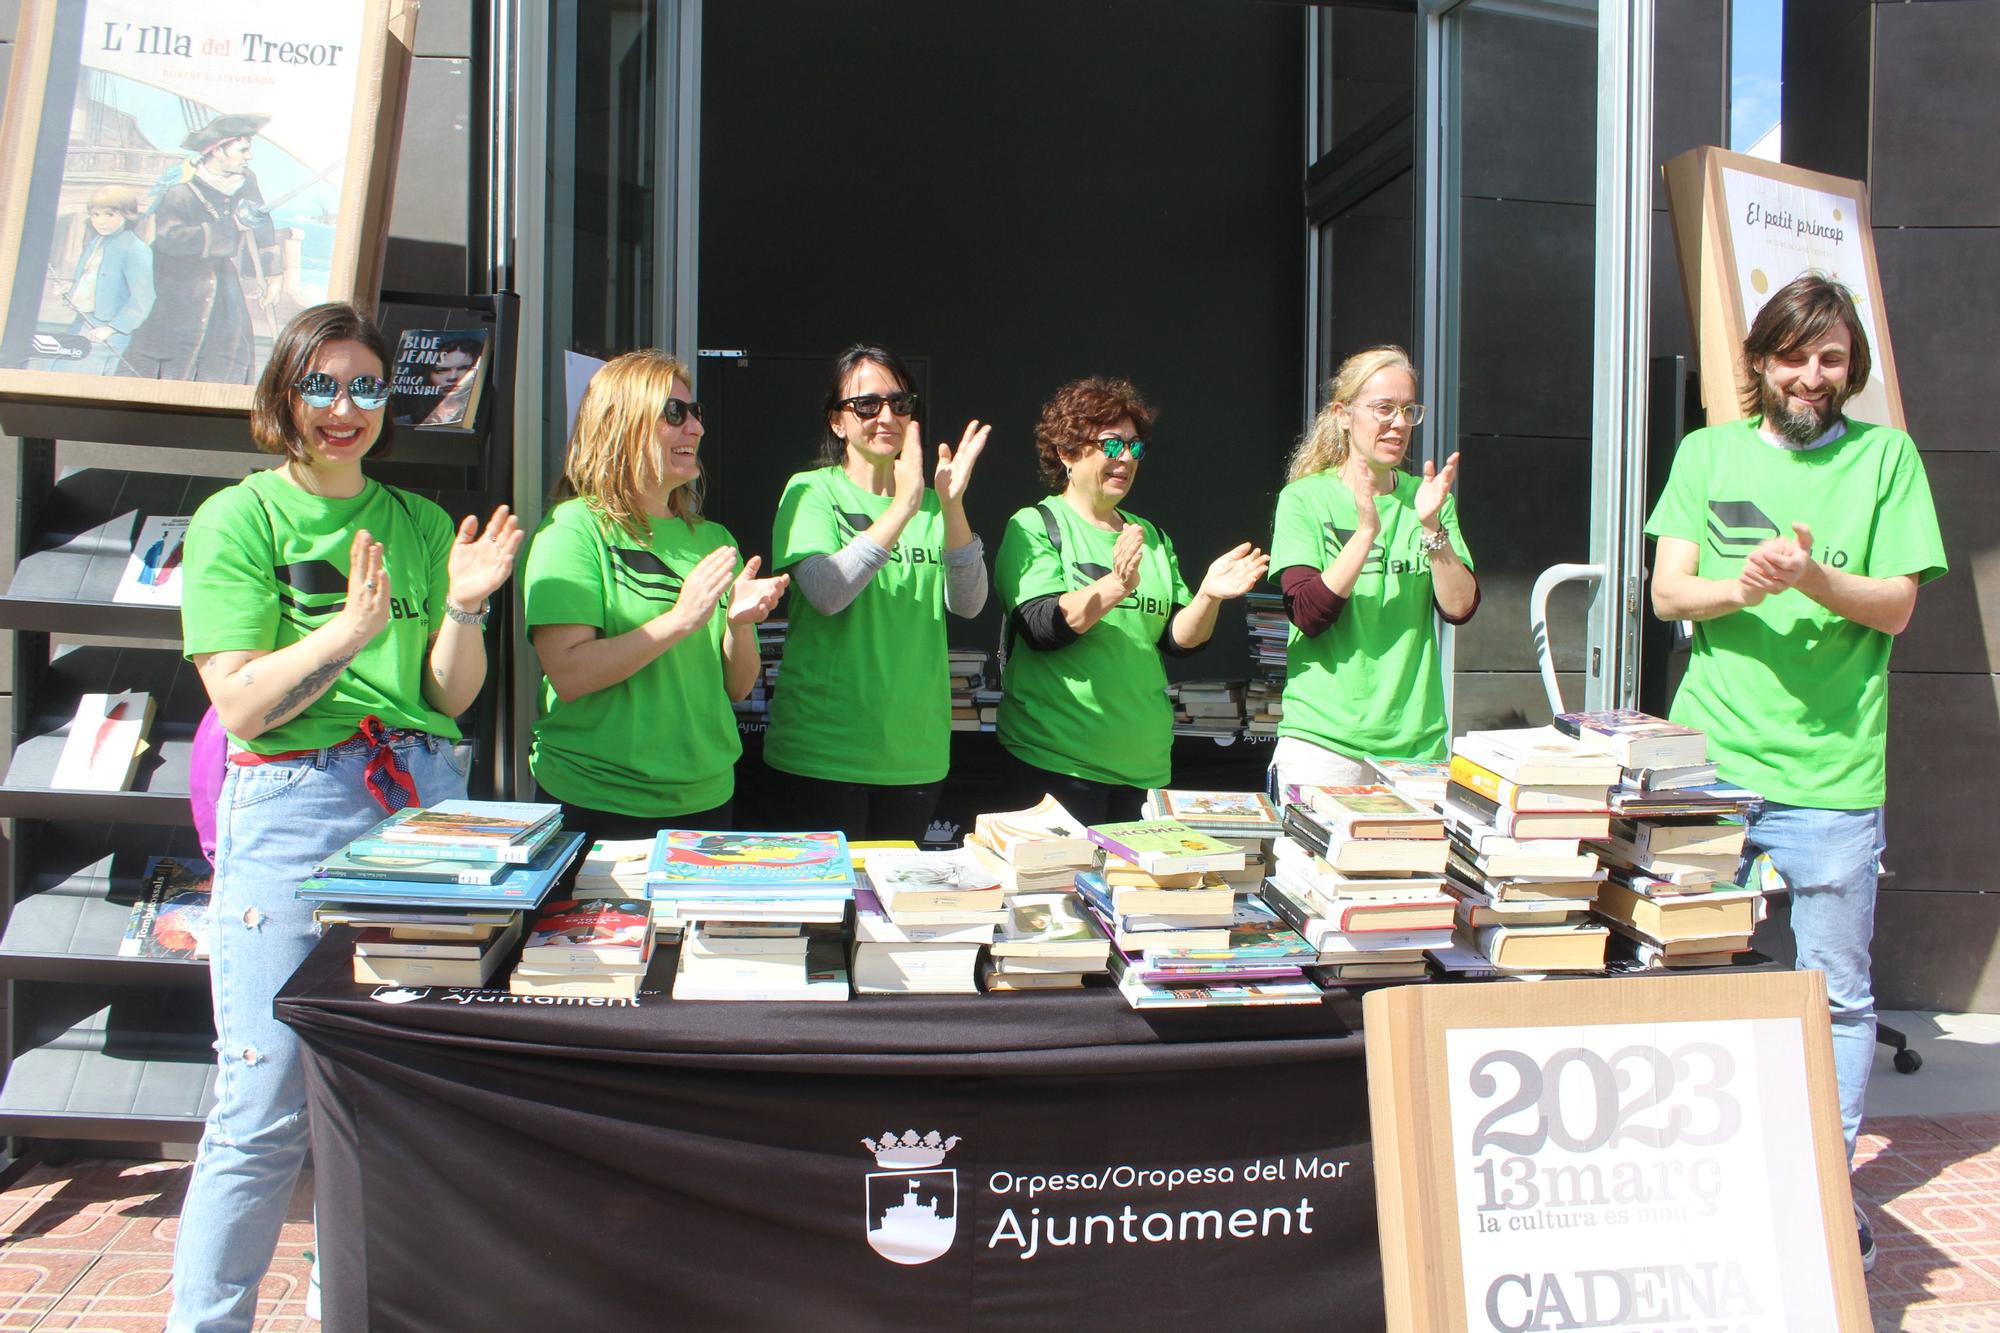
[[1418, 527, 1453, 556], [445, 601, 490, 627]]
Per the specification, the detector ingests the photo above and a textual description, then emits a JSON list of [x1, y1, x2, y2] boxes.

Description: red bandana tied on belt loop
[[228, 714, 420, 814]]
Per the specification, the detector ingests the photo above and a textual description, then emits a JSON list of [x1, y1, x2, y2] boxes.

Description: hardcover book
[[118, 855, 212, 960], [374, 801, 562, 848], [1085, 820, 1247, 875], [315, 845, 509, 886], [112, 516, 192, 607], [299, 832, 586, 909], [646, 830, 856, 891]]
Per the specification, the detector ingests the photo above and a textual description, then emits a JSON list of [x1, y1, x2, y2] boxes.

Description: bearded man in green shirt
[[1646, 274, 1946, 1274]]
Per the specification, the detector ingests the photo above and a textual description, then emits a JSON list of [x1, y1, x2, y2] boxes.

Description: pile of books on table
[[1168, 679, 1244, 738], [1556, 710, 1765, 970], [1243, 590, 1286, 737], [570, 837, 681, 944], [984, 891, 1113, 992], [1105, 892, 1320, 1009], [949, 648, 997, 733], [1267, 785, 1454, 985], [964, 796, 1096, 893], [1436, 728, 1616, 975], [300, 801, 585, 990], [1141, 788, 1281, 892], [853, 847, 1004, 994], [646, 830, 854, 1001], [731, 617, 786, 725], [509, 898, 653, 998], [1365, 757, 1450, 812]]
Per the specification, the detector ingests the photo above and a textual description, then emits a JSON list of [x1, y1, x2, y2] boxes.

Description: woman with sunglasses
[[995, 377, 1268, 823], [1267, 345, 1477, 800], [524, 349, 788, 845], [172, 302, 522, 1329], [763, 344, 989, 838]]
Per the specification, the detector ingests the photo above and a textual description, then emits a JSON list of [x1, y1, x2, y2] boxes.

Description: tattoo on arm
[[262, 653, 355, 728]]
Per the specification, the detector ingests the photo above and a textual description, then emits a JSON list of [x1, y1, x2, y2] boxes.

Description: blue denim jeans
[[169, 731, 467, 1333], [1740, 801, 1884, 1165]]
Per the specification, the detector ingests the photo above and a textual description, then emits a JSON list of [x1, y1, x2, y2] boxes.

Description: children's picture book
[[389, 326, 491, 431], [51, 690, 153, 791], [314, 845, 509, 886], [118, 855, 212, 960], [1141, 788, 1282, 833], [111, 516, 192, 606], [298, 832, 586, 909], [349, 803, 562, 864], [646, 830, 856, 889]]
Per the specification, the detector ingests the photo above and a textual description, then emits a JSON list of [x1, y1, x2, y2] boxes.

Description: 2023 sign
[[1465, 1043, 1744, 1159]]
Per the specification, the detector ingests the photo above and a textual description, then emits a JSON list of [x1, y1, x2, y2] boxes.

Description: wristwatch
[[445, 600, 490, 627]]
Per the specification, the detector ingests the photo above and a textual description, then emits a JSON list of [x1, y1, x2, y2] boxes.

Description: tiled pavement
[[1860, 1115, 2000, 1332]]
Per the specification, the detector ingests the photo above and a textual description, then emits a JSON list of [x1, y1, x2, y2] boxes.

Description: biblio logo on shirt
[[1704, 500, 1779, 560], [1066, 561, 1168, 616], [835, 507, 942, 565], [276, 559, 425, 624], [1321, 522, 1385, 575], [862, 1129, 961, 1265], [608, 548, 685, 605]]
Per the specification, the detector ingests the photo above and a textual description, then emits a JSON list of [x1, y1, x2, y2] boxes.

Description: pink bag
[[189, 706, 227, 862]]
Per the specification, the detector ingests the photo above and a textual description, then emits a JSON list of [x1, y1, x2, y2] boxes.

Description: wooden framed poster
[[0, 0, 416, 414], [1663, 145, 1904, 431], [1365, 971, 1870, 1332]]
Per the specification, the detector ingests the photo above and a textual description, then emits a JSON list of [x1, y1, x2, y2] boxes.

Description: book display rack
[[0, 291, 517, 1148]]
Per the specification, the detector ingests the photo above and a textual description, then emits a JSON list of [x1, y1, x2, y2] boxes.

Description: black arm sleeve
[[1157, 604, 1201, 658], [1010, 594, 1079, 652]]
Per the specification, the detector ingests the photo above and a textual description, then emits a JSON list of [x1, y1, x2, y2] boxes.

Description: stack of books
[[1075, 858, 1236, 956], [508, 898, 654, 998], [984, 890, 1113, 992], [1168, 679, 1244, 738], [1108, 893, 1321, 1009], [1140, 788, 1280, 891], [298, 801, 585, 989], [1366, 757, 1451, 812], [1243, 590, 1286, 737], [965, 796, 1096, 893], [852, 848, 1004, 994], [732, 617, 787, 725], [646, 830, 855, 1000], [948, 648, 994, 733], [1266, 788, 1454, 984], [1555, 711, 1765, 969], [1436, 730, 1617, 974]]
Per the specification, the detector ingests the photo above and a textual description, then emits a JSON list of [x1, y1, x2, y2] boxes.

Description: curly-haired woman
[[994, 377, 1267, 823], [1267, 345, 1476, 800]]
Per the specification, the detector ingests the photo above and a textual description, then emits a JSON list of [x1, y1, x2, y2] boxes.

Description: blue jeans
[[1741, 801, 1884, 1165], [169, 732, 467, 1333]]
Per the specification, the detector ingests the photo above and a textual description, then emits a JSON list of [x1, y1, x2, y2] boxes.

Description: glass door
[[1409, 0, 1653, 723]]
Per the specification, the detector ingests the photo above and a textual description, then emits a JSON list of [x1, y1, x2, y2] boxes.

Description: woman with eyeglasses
[[763, 343, 989, 839], [523, 349, 787, 845], [1267, 344, 1477, 800], [172, 302, 522, 1329], [995, 377, 1268, 823]]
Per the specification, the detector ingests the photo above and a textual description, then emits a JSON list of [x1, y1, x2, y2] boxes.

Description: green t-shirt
[[180, 469, 460, 753], [523, 499, 742, 816], [1268, 469, 1472, 762], [1644, 417, 1945, 808], [994, 502, 1193, 789], [765, 467, 950, 785]]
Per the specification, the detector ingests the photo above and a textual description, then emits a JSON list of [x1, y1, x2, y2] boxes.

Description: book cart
[[0, 291, 516, 1155]]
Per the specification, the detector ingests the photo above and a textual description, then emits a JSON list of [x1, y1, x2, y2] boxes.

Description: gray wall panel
[[1322, 212, 1413, 370], [1781, 1, 1871, 182], [1873, 227, 2000, 452], [1885, 673, 2000, 892], [1451, 435, 1593, 675], [1650, 0, 1727, 215], [1872, 889, 2000, 1014], [1458, 9, 1594, 207], [1869, 1, 2000, 227], [1455, 198, 1594, 441], [1891, 451, 2000, 675], [413, 0, 474, 60], [381, 57, 471, 294]]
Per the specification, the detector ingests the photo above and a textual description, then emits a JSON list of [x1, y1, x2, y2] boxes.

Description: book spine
[[348, 836, 529, 865]]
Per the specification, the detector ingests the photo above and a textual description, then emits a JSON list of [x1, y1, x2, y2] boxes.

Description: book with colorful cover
[[118, 855, 212, 960], [1114, 970, 1324, 1009], [1135, 895, 1316, 965], [373, 801, 561, 846], [348, 804, 562, 865], [1140, 789, 1282, 835], [112, 516, 192, 607], [1366, 757, 1452, 808], [1553, 709, 1707, 769], [646, 830, 855, 892], [314, 845, 509, 886], [298, 832, 586, 908], [519, 899, 653, 968], [1085, 820, 1246, 875], [1304, 785, 1447, 839]]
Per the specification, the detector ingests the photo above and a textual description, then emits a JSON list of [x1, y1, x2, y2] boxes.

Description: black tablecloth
[[277, 930, 1382, 1332]]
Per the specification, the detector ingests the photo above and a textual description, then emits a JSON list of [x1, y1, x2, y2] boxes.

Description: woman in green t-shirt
[[525, 350, 788, 845], [1266, 345, 1478, 800], [995, 377, 1268, 823], [174, 303, 523, 1328], [764, 344, 991, 839]]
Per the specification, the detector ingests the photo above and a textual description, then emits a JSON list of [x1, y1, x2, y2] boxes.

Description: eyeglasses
[[1355, 400, 1427, 427], [295, 372, 389, 411], [1094, 437, 1147, 461], [837, 391, 920, 420], [662, 397, 705, 427]]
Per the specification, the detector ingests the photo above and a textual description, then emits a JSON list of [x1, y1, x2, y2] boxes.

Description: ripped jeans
[[169, 732, 466, 1333]]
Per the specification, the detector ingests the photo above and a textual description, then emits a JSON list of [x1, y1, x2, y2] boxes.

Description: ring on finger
[[364, 577, 378, 592]]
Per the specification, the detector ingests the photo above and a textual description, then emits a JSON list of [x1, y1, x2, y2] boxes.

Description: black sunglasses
[[1096, 437, 1147, 461], [295, 372, 389, 411], [663, 397, 705, 426], [837, 391, 920, 420]]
